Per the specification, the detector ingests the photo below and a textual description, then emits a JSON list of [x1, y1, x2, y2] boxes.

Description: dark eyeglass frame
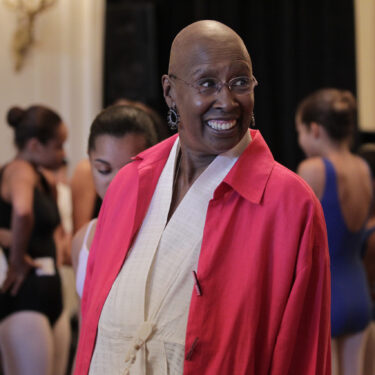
[[169, 74, 258, 95]]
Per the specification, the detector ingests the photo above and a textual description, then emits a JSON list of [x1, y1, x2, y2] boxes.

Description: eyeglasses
[[169, 74, 258, 96]]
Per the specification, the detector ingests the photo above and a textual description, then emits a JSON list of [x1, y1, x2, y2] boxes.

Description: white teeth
[[207, 119, 237, 130]]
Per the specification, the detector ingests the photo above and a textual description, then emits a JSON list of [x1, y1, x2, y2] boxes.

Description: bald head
[[168, 20, 251, 76]]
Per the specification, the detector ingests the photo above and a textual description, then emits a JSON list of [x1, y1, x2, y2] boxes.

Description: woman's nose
[[212, 85, 238, 110]]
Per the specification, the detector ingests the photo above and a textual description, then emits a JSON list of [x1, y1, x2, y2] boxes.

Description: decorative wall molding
[[4, 0, 57, 72], [0, 0, 105, 172]]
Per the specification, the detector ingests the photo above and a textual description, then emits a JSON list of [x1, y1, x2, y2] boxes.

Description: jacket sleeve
[[74, 189, 110, 375], [270, 199, 331, 375], [80, 192, 107, 320]]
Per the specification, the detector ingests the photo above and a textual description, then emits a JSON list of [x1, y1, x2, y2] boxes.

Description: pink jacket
[[75, 130, 331, 375]]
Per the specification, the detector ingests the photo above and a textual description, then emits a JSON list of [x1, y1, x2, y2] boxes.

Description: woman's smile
[[206, 119, 237, 131]]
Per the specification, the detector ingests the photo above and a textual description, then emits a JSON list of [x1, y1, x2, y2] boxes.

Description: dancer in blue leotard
[[296, 88, 373, 375], [321, 158, 372, 335], [357, 144, 375, 374]]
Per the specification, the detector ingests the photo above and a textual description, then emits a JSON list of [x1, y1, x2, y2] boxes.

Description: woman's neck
[[167, 146, 216, 222], [179, 147, 216, 186], [15, 150, 35, 165], [318, 137, 351, 159]]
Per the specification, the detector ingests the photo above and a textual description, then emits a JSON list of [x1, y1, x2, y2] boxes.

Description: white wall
[[0, 0, 104, 173]]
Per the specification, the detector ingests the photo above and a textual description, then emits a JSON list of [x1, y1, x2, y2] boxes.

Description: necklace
[[167, 151, 182, 222], [172, 151, 181, 194]]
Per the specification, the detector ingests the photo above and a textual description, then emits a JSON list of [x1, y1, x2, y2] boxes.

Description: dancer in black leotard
[[0, 166, 62, 324], [0, 105, 68, 375]]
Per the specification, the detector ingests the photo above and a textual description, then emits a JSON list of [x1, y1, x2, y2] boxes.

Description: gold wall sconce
[[4, 0, 57, 72]]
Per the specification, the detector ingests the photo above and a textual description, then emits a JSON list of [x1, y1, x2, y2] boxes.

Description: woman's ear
[[161, 74, 174, 108], [310, 122, 321, 138], [26, 137, 42, 153]]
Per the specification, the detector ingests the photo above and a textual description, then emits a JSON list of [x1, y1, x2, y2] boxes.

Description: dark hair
[[296, 88, 357, 141], [88, 105, 158, 153], [7, 105, 62, 149], [114, 98, 169, 141]]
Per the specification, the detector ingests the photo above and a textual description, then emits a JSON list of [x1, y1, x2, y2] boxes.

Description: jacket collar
[[134, 130, 274, 205], [134, 134, 179, 168], [223, 130, 274, 204]]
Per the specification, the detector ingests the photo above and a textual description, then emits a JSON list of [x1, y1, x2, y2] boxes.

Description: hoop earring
[[167, 106, 180, 130], [250, 112, 256, 128]]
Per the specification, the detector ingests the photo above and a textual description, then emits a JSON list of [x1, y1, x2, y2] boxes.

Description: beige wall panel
[[354, 0, 375, 132]]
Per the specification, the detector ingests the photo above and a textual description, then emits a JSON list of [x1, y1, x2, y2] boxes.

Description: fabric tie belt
[[122, 321, 155, 374]]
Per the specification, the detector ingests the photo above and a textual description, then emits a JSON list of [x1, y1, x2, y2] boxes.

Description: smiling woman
[[163, 28, 255, 162], [75, 21, 331, 375]]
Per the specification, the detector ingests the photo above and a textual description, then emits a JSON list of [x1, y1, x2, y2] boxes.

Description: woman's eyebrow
[[94, 158, 110, 165], [191, 68, 219, 79], [191, 63, 251, 79]]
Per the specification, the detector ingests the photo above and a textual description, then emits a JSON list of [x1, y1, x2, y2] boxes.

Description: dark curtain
[[105, 0, 356, 170]]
